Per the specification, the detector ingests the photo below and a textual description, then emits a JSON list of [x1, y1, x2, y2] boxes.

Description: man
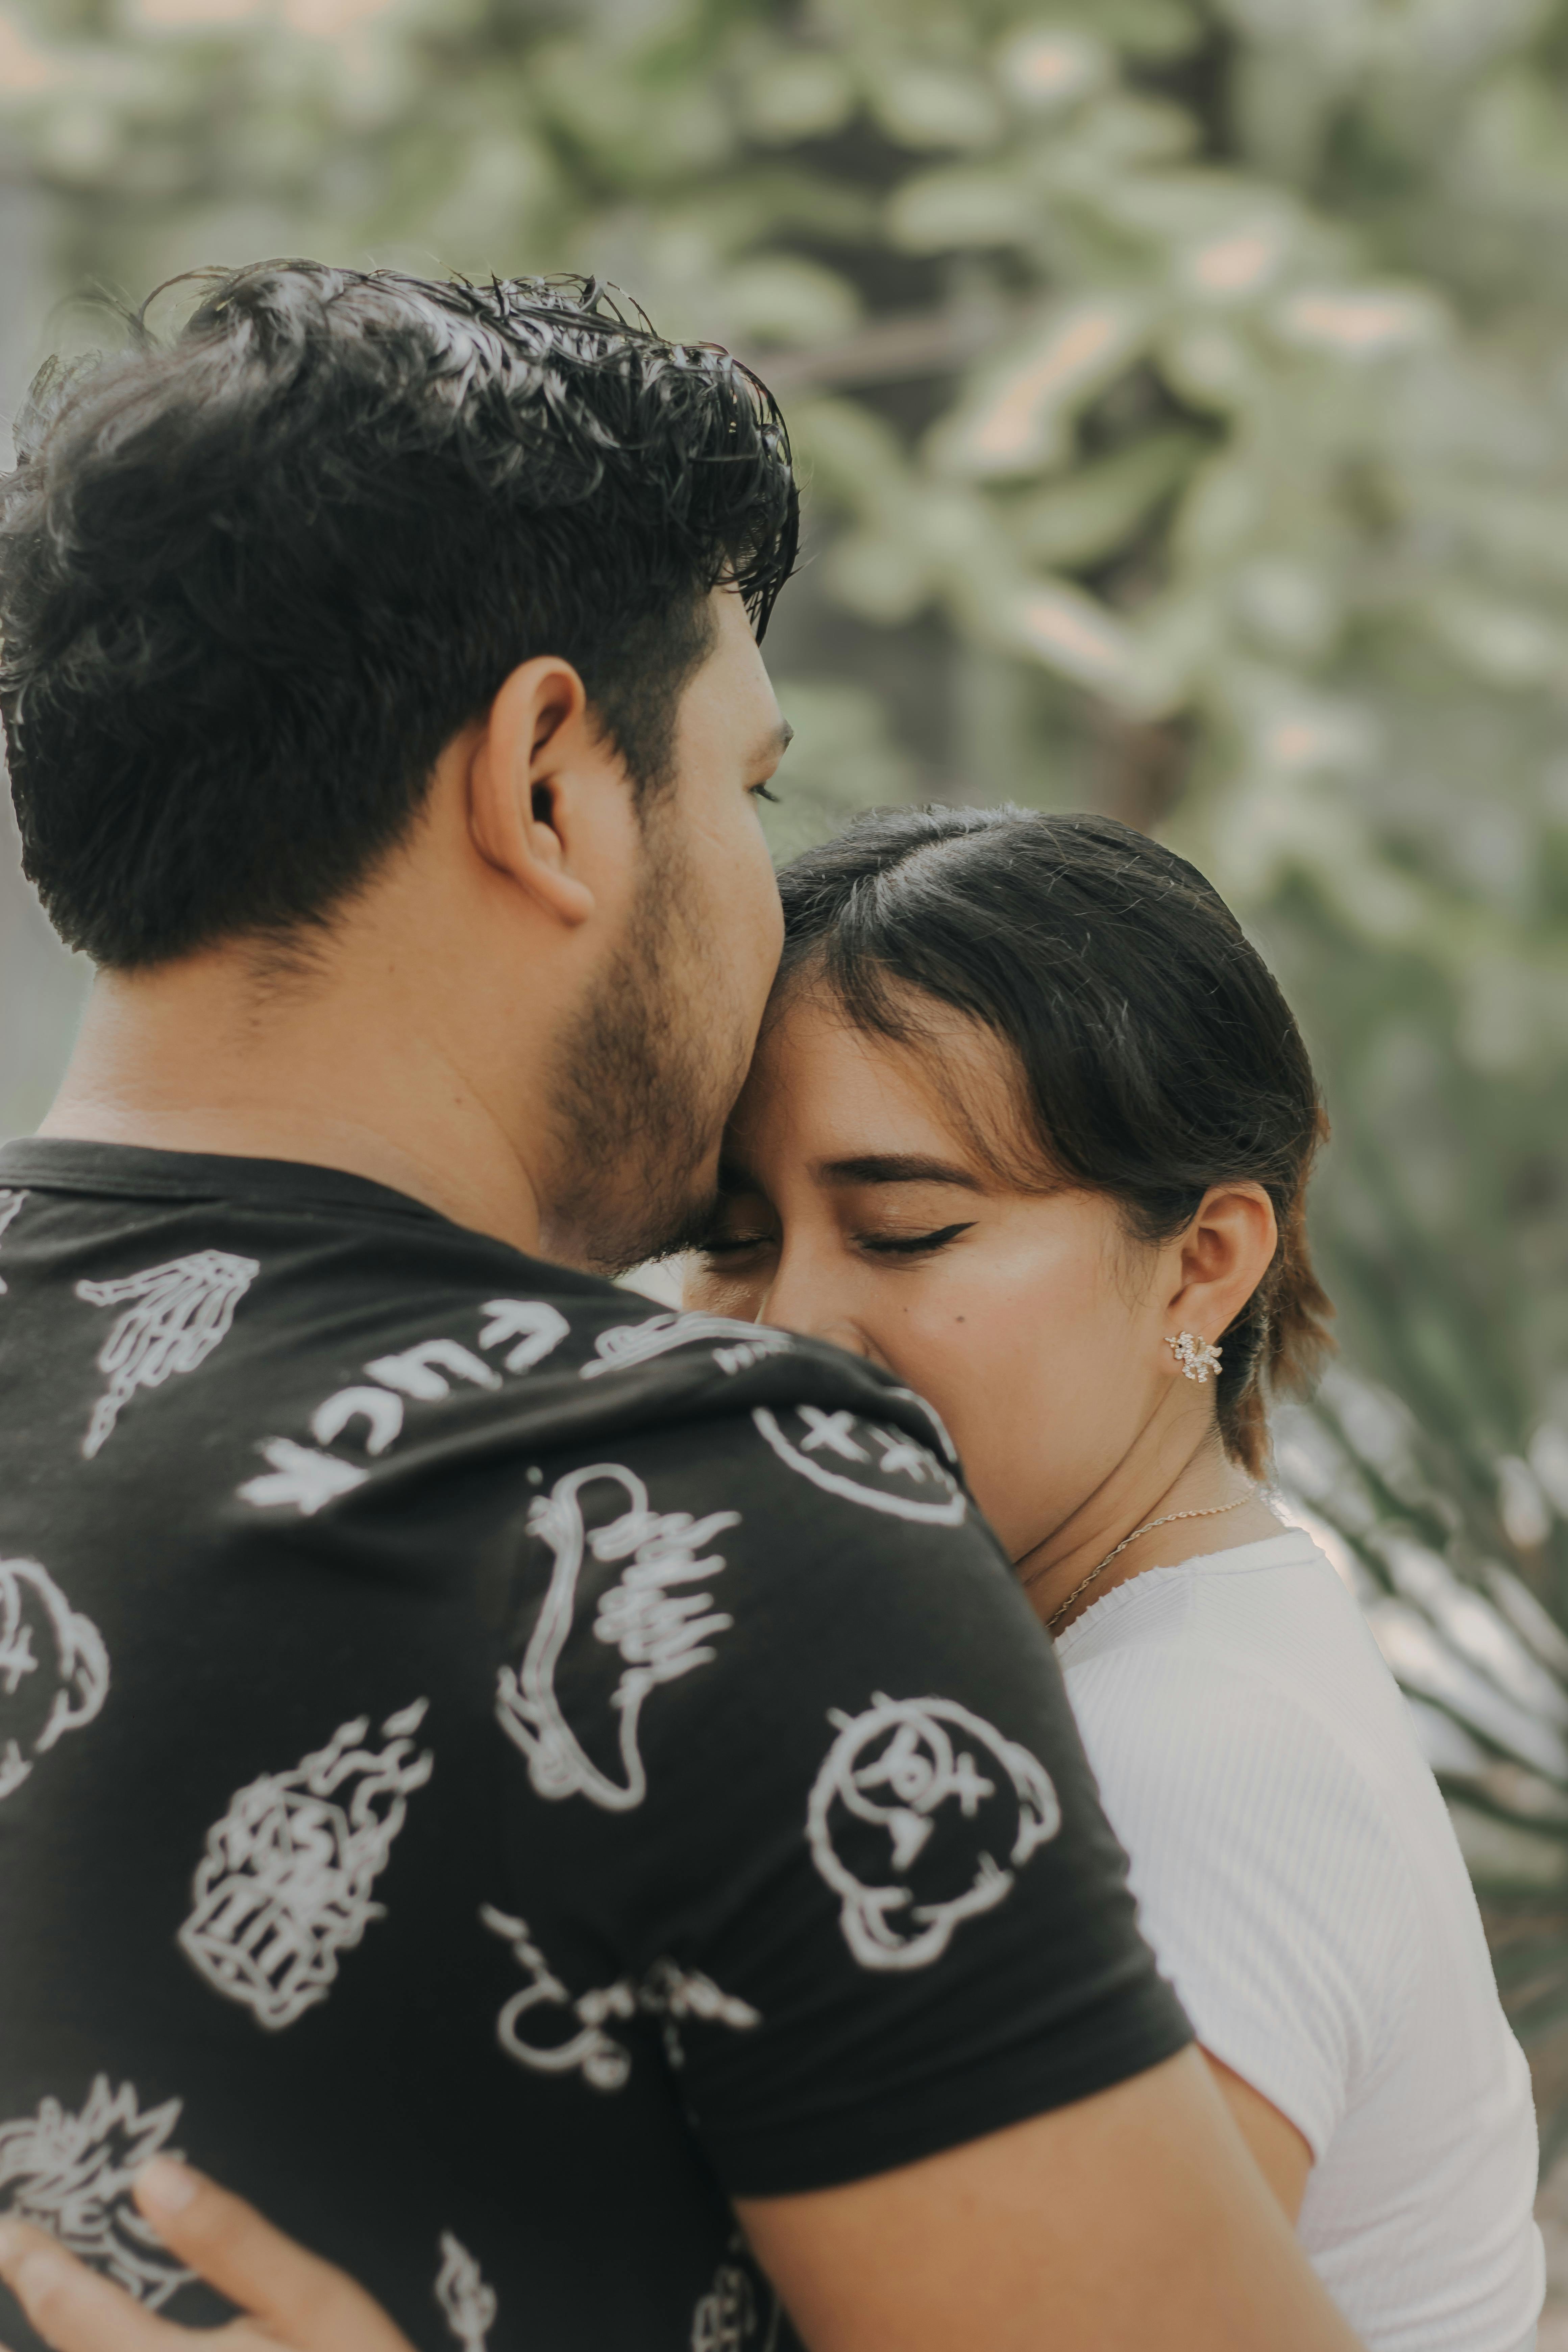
[[0, 265, 1358, 2352]]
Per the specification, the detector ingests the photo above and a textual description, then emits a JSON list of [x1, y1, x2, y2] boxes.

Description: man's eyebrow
[[819, 1153, 985, 1191]]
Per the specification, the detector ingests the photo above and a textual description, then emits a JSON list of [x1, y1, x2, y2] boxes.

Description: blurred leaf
[[1010, 426, 1204, 564], [992, 22, 1113, 113], [930, 295, 1153, 477], [822, 529, 933, 625], [885, 161, 1034, 252], [740, 49, 856, 145], [759, 676, 918, 862], [1006, 575, 1147, 699], [717, 252, 861, 346], [865, 59, 1004, 151], [790, 394, 913, 501]]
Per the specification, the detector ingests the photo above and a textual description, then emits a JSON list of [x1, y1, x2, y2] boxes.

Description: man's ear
[[467, 657, 598, 927], [1164, 1183, 1278, 1346]]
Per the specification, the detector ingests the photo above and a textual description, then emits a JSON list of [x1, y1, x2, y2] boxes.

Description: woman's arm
[[1203, 2050, 1314, 2223], [0, 2056, 1360, 2352]]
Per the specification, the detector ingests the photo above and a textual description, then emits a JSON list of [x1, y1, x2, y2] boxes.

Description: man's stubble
[[539, 803, 753, 1278]]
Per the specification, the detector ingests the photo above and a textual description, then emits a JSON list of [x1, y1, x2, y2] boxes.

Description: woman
[[683, 805, 1542, 2352]]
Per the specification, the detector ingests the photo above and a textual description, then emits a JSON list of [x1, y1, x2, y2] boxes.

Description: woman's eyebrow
[[819, 1153, 984, 1190]]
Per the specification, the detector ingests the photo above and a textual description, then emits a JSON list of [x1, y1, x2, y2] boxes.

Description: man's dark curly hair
[[0, 262, 799, 969]]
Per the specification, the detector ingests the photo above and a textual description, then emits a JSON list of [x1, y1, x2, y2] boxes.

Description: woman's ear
[[466, 657, 597, 927], [1164, 1183, 1278, 1351]]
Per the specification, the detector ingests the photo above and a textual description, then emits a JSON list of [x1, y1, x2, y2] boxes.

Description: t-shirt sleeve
[[492, 1402, 1192, 2199], [1062, 1648, 1418, 2161]]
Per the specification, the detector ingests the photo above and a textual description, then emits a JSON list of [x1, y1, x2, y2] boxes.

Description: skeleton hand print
[[77, 1250, 259, 1458]]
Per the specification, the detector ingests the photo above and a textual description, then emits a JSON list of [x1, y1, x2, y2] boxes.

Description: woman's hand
[[0, 2162, 416, 2352]]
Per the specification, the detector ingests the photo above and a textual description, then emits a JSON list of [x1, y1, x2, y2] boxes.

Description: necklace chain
[[1042, 1493, 1255, 1634]]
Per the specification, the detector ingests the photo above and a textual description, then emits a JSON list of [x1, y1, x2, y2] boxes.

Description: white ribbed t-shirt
[[1056, 1529, 1543, 2352]]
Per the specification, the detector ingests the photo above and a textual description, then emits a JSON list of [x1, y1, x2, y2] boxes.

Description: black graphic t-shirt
[[0, 1140, 1189, 2352]]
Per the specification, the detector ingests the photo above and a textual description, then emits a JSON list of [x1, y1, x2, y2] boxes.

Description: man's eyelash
[[861, 1222, 975, 1257]]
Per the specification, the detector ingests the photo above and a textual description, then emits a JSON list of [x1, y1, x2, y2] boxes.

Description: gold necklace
[[1039, 1492, 1255, 1634]]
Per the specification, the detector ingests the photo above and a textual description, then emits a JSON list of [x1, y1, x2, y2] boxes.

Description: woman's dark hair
[[776, 806, 1333, 1476], [0, 263, 798, 970]]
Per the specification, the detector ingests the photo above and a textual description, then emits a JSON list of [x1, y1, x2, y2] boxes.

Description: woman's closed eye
[[857, 1221, 976, 1258]]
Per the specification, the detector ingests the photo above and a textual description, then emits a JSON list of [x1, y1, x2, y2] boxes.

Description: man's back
[[0, 1137, 1189, 2352]]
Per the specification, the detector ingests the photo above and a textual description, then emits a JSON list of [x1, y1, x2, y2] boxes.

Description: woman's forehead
[[732, 988, 1030, 1180]]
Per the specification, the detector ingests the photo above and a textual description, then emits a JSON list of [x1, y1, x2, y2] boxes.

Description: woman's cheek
[[876, 1307, 993, 1487], [904, 1279, 1092, 1542]]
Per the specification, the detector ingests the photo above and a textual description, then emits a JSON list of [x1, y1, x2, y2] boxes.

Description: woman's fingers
[[132, 2163, 415, 2352], [0, 2219, 178, 2352], [0, 2174, 418, 2352]]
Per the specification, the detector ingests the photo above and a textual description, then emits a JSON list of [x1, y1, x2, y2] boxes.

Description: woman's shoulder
[[1057, 1529, 1445, 1894], [1059, 1535, 1438, 2156], [1059, 1530, 1412, 1754]]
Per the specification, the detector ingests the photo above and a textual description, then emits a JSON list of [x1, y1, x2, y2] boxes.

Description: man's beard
[[538, 816, 747, 1277]]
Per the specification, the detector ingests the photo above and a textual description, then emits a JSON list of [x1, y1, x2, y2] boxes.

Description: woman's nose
[[761, 1265, 871, 1357]]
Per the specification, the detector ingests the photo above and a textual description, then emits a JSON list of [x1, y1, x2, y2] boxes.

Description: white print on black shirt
[[0, 2077, 195, 2309], [238, 1299, 569, 1517], [808, 1694, 1060, 1971], [237, 1438, 370, 1517], [478, 1299, 571, 1373], [0, 1557, 110, 1802], [178, 1700, 434, 2029], [880, 1382, 961, 1468], [0, 1189, 26, 1294], [480, 1908, 760, 2092], [495, 1463, 738, 1812], [435, 2234, 496, 2352], [76, 1249, 259, 1459], [752, 1406, 967, 1526], [581, 1310, 793, 1381], [691, 2240, 783, 2352]]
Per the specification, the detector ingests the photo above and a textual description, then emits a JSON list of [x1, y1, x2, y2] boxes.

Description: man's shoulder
[[231, 1273, 971, 1541], [0, 1160, 975, 1568]]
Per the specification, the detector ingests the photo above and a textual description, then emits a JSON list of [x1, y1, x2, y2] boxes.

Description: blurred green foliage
[[6, 0, 1568, 2112]]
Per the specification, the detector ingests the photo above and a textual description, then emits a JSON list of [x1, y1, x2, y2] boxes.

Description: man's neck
[[40, 957, 549, 1259]]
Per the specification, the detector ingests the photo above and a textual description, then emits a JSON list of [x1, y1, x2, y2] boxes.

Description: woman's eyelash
[[750, 782, 781, 804], [861, 1221, 975, 1257], [701, 1218, 974, 1260]]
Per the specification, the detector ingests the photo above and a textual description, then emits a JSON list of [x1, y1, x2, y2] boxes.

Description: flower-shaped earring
[[1167, 1331, 1222, 1384]]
